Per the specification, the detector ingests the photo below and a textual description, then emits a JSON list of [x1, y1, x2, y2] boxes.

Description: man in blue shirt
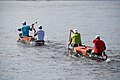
[[34, 25, 45, 43], [18, 22, 32, 37], [17, 22, 33, 42]]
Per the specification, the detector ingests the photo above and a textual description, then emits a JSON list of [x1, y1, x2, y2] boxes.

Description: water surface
[[0, 1, 120, 80]]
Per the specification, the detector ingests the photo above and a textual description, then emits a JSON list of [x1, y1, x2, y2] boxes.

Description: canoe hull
[[18, 37, 44, 46], [68, 46, 107, 61]]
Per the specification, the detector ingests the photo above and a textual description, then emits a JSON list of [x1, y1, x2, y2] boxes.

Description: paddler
[[18, 22, 33, 37], [34, 25, 45, 44], [91, 35, 107, 57], [17, 22, 35, 42], [68, 29, 82, 47]]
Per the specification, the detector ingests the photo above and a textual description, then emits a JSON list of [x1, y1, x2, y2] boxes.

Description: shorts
[[71, 44, 82, 47], [92, 52, 102, 56]]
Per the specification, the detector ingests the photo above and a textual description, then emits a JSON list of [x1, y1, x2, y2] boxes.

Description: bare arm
[[104, 43, 106, 50], [34, 32, 37, 37], [18, 28, 21, 31], [32, 24, 36, 33], [70, 30, 74, 33]]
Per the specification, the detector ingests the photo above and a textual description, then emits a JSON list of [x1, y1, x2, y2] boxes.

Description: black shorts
[[92, 52, 102, 56], [71, 44, 82, 47], [35, 40, 45, 45], [19, 33, 29, 38], [35, 40, 44, 42]]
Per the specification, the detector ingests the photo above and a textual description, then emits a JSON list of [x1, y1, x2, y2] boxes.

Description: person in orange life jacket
[[34, 25, 45, 43], [91, 35, 106, 56]]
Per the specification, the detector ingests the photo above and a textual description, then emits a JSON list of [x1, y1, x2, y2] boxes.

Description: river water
[[0, 1, 120, 80]]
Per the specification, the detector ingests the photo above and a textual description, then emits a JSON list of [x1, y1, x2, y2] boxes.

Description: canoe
[[17, 37, 44, 46], [68, 46, 108, 61], [74, 46, 93, 56]]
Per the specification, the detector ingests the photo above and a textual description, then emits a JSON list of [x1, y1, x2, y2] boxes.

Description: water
[[0, 1, 120, 80]]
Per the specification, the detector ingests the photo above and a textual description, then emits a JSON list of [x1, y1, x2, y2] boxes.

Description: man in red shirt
[[92, 35, 106, 56]]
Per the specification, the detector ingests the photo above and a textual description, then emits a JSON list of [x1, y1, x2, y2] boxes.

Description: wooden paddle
[[68, 30, 72, 48]]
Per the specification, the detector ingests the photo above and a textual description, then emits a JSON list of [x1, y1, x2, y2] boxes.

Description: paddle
[[102, 50, 111, 62], [30, 22, 37, 37], [68, 30, 74, 49], [27, 22, 37, 39], [32, 24, 36, 34], [68, 30, 72, 49], [30, 22, 37, 26], [67, 30, 73, 56]]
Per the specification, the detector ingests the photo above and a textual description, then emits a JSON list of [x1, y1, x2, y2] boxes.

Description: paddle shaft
[[69, 30, 72, 42], [30, 22, 37, 26], [67, 30, 71, 54], [31, 22, 37, 34], [68, 30, 72, 49]]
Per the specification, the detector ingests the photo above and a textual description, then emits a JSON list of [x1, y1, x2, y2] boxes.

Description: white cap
[[22, 22, 26, 25], [38, 25, 42, 28], [95, 35, 100, 39], [73, 29, 78, 33], [38, 25, 42, 29]]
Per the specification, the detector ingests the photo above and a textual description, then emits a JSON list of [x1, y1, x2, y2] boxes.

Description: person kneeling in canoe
[[34, 25, 45, 45], [68, 29, 82, 47], [91, 35, 107, 59], [17, 22, 35, 42]]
